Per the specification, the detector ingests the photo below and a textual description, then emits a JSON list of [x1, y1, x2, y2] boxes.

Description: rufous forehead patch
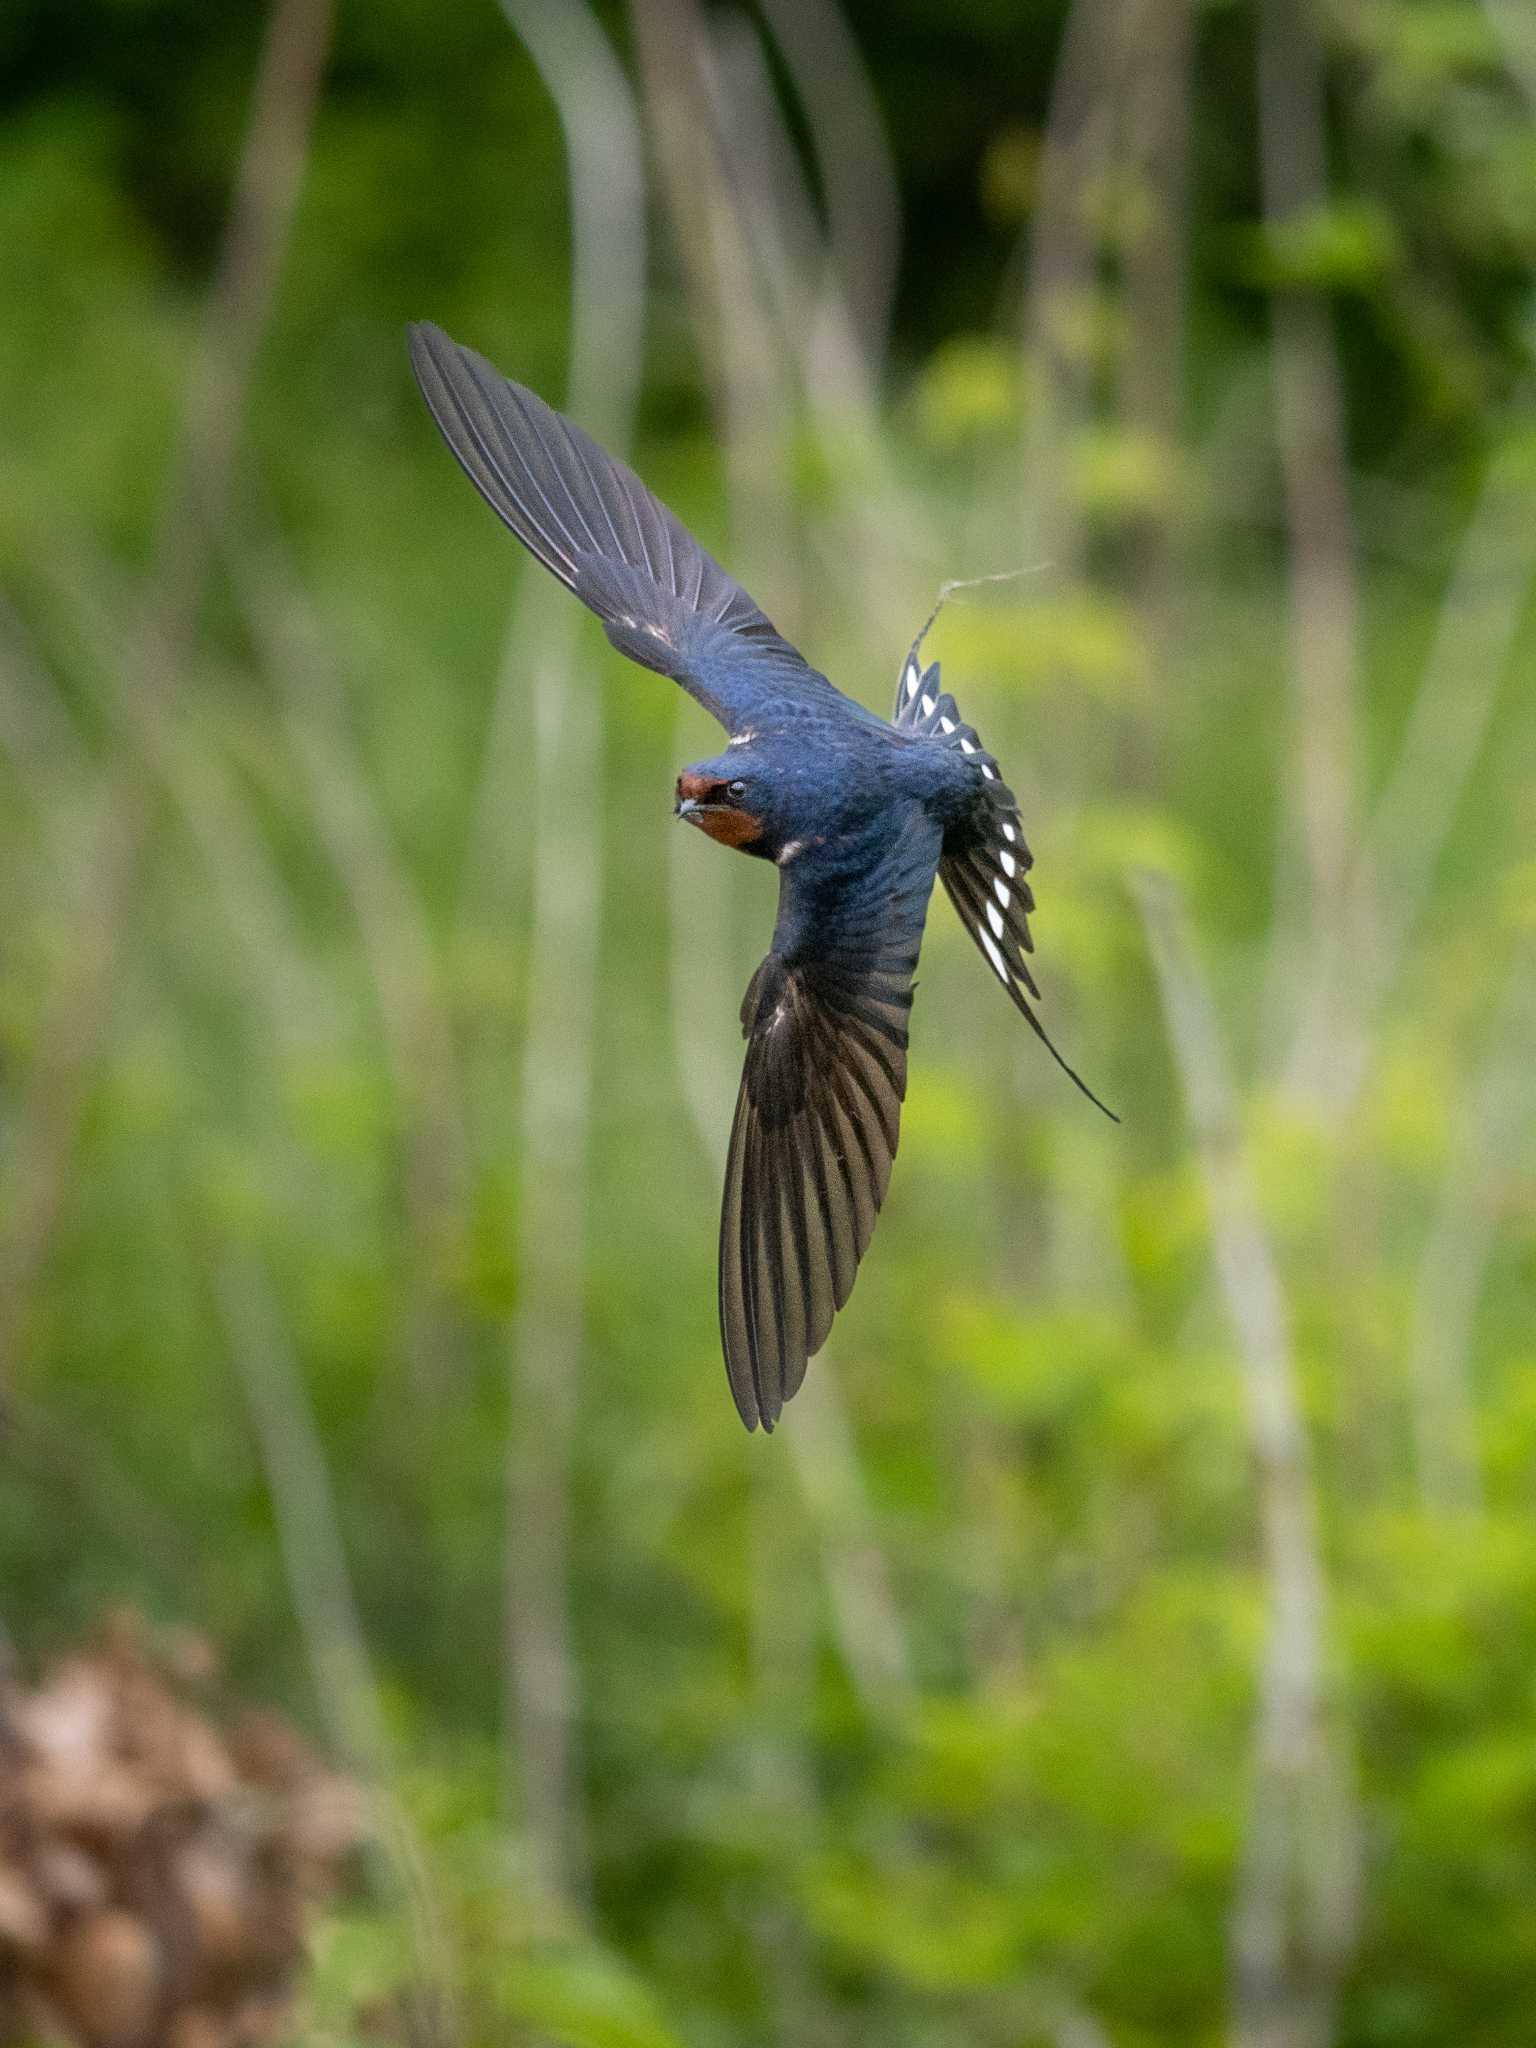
[[677, 768, 717, 802]]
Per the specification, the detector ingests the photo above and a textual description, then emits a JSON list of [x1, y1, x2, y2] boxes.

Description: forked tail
[[894, 640, 1118, 1122]]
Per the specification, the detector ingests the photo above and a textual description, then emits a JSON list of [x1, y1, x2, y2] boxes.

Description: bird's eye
[[726, 779, 747, 801]]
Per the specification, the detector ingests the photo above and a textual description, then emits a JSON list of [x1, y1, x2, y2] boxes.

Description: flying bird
[[408, 322, 1113, 1432]]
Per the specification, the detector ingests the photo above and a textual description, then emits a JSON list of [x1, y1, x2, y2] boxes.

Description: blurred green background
[[3, 0, 1536, 2042]]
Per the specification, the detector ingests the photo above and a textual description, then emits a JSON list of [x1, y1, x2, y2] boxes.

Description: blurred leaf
[[506, 1945, 686, 2048], [1243, 201, 1402, 292], [914, 336, 1020, 448]]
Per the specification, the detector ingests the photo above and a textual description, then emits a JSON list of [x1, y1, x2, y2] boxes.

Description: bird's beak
[[675, 795, 702, 823]]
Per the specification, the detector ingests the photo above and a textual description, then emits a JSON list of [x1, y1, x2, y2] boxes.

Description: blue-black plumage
[[408, 320, 1113, 1432]]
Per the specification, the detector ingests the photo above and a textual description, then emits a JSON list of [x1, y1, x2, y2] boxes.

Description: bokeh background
[[3, 0, 1536, 2042]]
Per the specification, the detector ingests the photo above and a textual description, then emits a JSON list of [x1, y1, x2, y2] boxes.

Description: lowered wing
[[720, 807, 943, 1429]]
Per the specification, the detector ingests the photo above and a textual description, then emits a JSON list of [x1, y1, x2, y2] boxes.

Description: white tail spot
[[903, 660, 920, 700], [1001, 821, 1017, 843], [999, 850, 1017, 877], [981, 763, 997, 780], [979, 927, 1011, 983], [921, 693, 937, 717], [960, 738, 977, 755], [993, 877, 1010, 909], [986, 901, 1005, 939], [939, 715, 956, 734]]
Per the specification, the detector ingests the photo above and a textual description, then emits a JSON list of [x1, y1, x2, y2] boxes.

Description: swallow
[[408, 321, 1113, 1431]]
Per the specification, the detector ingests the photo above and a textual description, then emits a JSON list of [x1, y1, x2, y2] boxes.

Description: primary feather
[[721, 808, 940, 1429], [408, 322, 846, 735]]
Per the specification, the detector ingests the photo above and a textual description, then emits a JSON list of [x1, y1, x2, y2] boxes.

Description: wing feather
[[720, 810, 941, 1429], [409, 322, 850, 734]]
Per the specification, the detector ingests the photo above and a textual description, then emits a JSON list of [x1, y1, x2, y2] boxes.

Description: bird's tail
[[894, 648, 1117, 1122]]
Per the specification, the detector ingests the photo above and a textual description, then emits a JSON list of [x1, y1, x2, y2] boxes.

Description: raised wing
[[408, 322, 846, 735], [720, 808, 943, 1430]]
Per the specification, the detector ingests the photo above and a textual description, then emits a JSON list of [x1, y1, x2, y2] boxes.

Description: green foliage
[[2, 2, 1535, 2044]]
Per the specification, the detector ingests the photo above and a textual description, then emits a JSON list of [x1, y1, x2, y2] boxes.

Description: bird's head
[[674, 758, 770, 853]]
